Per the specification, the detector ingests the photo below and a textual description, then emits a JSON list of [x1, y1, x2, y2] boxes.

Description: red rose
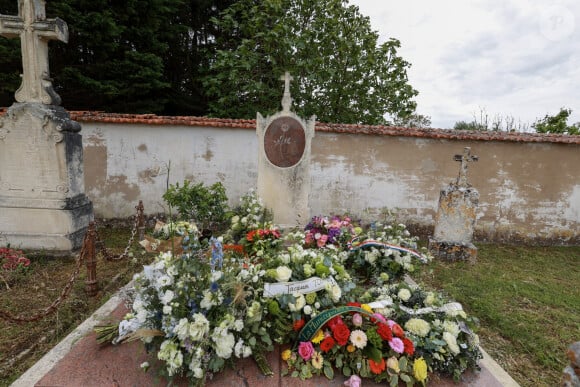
[[403, 337, 415, 356], [333, 323, 351, 346], [293, 318, 305, 331], [391, 323, 405, 338], [369, 358, 386, 375], [347, 301, 361, 309], [320, 336, 336, 353], [377, 323, 393, 341], [327, 316, 344, 330]]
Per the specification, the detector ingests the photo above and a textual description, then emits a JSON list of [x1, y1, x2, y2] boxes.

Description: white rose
[[275, 266, 292, 282]]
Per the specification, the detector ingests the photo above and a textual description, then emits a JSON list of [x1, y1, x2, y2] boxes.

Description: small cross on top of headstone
[[0, 0, 68, 105], [280, 71, 293, 112], [453, 147, 478, 187]]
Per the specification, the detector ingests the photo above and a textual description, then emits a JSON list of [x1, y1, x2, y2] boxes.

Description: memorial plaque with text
[[263, 116, 306, 168]]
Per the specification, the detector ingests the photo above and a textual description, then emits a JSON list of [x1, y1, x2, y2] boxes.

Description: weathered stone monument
[[0, 0, 92, 253], [429, 147, 479, 261], [256, 72, 315, 226]]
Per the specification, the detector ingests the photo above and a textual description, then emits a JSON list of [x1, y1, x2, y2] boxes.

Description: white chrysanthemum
[[233, 319, 244, 332], [443, 320, 460, 338], [162, 305, 172, 315], [213, 330, 235, 359], [443, 331, 461, 355], [190, 313, 210, 341], [210, 271, 223, 282], [174, 318, 190, 341], [158, 340, 183, 376], [398, 288, 411, 302], [160, 290, 175, 305], [303, 263, 314, 277], [303, 305, 313, 315], [405, 318, 431, 337], [275, 266, 292, 282]]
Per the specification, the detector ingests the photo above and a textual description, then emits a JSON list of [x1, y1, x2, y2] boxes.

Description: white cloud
[[350, 0, 580, 128]]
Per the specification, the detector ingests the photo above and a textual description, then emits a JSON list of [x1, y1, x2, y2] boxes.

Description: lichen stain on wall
[[202, 137, 214, 161]]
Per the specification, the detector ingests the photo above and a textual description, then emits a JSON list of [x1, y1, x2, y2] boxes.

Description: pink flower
[[387, 319, 396, 328], [389, 337, 405, 354], [344, 374, 361, 387], [352, 313, 363, 327], [317, 234, 328, 248], [298, 341, 315, 361], [372, 313, 387, 323]]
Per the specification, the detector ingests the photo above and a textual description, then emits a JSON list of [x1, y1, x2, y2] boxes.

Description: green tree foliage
[[532, 108, 579, 135], [0, 0, 234, 114], [453, 120, 488, 131], [393, 113, 431, 128], [203, 0, 418, 124]]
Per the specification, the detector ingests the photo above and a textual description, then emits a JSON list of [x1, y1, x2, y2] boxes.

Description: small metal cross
[[280, 71, 293, 112], [453, 147, 478, 187]]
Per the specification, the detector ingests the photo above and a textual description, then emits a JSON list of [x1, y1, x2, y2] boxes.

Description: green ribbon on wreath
[[297, 306, 374, 342]]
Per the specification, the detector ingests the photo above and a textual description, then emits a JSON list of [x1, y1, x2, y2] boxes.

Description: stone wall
[[64, 112, 580, 245]]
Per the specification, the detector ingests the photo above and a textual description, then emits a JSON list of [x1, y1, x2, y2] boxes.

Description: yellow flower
[[413, 357, 428, 384], [281, 349, 292, 361], [361, 304, 373, 313], [311, 329, 325, 344], [311, 351, 324, 370], [347, 344, 356, 353]]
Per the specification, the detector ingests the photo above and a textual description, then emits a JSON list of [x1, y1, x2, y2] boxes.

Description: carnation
[[405, 318, 431, 337]]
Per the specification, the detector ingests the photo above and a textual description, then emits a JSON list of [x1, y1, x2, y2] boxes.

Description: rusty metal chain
[[0, 233, 88, 323], [94, 201, 144, 261]]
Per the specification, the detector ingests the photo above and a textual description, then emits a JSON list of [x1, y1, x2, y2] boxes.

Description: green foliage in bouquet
[[225, 190, 273, 244], [162, 180, 229, 231]]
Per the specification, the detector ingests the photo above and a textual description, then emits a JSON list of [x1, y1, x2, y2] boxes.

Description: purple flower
[[389, 337, 405, 353]]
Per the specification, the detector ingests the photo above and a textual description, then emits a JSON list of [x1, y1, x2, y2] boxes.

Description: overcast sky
[[350, 0, 580, 129]]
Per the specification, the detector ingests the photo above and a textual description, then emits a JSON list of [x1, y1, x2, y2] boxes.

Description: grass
[[0, 226, 155, 386], [414, 244, 580, 387], [1, 230, 578, 387]]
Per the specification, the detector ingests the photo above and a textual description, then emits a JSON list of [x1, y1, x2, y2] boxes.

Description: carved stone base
[[0, 196, 92, 254], [428, 238, 477, 262]]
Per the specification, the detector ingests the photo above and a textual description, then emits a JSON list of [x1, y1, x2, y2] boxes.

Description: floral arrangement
[[361, 282, 482, 381], [347, 222, 432, 282], [304, 215, 359, 249], [103, 190, 482, 386], [225, 190, 272, 244], [152, 220, 199, 240], [115, 239, 275, 384], [242, 225, 282, 258], [282, 304, 428, 386]]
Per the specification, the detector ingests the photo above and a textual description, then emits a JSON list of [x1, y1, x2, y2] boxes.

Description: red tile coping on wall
[[1, 108, 579, 144]]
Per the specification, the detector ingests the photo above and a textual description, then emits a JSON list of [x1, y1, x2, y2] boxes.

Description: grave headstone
[[429, 147, 479, 261], [256, 72, 315, 227], [0, 0, 92, 254]]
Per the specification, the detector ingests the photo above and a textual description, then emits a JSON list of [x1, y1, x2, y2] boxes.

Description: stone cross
[[0, 0, 68, 105], [280, 71, 293, 112], [453, 147, 478, 187]]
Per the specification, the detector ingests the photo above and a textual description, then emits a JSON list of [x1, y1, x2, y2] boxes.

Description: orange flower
[[391, 323, 405, 338], [369, 358, 386, 375], [293, 318, 305, 331], [346, 344, 356, 353]]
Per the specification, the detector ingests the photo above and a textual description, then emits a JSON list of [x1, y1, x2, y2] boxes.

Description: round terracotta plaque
[[263, 116, 306, 168]]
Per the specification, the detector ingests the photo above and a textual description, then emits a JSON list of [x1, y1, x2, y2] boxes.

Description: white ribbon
[[263, 276, 338, 297]]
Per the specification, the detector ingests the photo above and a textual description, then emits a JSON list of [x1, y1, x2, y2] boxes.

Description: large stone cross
[[453, 147, 478, 187], [280, 71, 293, 112], [0, 0, 68, 105]]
